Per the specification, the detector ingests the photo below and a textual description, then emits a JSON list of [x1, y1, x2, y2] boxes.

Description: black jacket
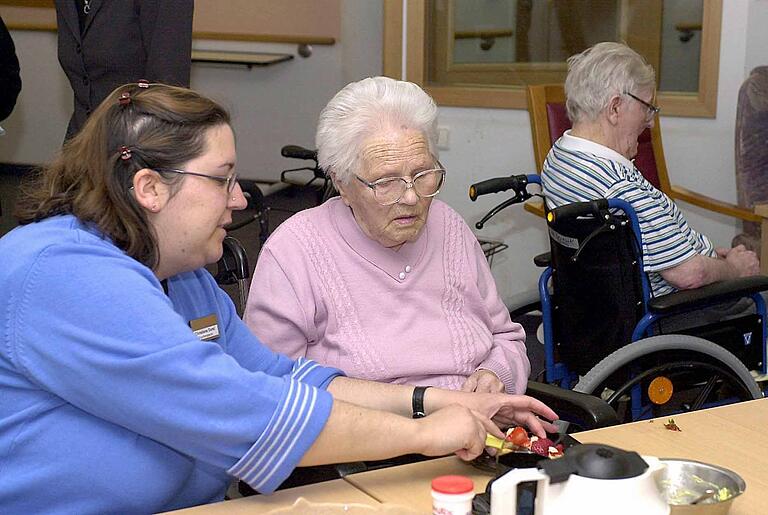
[[54, 0, 193, 138], [0, 15, 21, 122]]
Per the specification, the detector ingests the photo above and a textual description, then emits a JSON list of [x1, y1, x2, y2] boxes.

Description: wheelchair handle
[[281, 145, 317, 161], [469, 174, 529, 201], [548, 198, 639, 230], [547, 199, 611, 222]]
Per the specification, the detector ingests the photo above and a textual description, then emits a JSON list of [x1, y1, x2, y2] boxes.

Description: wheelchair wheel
[[574, 335, 762, 422]]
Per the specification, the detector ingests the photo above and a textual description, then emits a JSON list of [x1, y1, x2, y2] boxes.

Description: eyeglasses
[[354, 167, 446, 206], [154, 167, 239, 193], [623, 91, 660, 119]]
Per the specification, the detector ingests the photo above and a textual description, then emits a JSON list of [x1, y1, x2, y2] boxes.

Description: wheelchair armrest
[[533, 252, 551, 268], [525, 381, 619, 430], [648, 275, 768, 314]]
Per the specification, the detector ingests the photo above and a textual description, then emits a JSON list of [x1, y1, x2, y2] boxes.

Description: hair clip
[[137, 79, 150, 88], [119, 146, 132, 160], [118, 92, 131, 106]]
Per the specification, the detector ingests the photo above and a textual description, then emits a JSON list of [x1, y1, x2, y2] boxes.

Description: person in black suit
[[54, 0, 193, 139], [0, 14, 21, 123]]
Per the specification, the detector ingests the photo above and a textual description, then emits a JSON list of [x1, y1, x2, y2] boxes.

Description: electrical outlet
[[437, 126, 450, 150]]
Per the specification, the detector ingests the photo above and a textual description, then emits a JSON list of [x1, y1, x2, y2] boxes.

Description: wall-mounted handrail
[[191, 50, 293, 68]]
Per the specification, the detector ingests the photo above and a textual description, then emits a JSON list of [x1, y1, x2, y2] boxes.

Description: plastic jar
[[430, 475, 474, 515]]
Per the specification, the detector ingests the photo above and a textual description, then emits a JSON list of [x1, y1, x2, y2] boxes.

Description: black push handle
[[469, 175, 527, 201], [548, 199, 610, 222], [281, 145, 317, 161]]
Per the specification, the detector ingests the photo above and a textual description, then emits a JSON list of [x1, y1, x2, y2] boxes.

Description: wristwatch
[[411, 385, 431, 419]]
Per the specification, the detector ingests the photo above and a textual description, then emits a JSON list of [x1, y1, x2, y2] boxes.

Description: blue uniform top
[[0, 215, 343, 514]]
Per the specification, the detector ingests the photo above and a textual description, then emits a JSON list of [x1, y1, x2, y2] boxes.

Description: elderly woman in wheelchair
[[0, 83, 562, 514], [244, 76, 530, 395], [470, 42, 768, 423]]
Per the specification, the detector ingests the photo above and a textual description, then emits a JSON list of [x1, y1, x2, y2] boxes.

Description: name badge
[[189, 314, 220, 341]]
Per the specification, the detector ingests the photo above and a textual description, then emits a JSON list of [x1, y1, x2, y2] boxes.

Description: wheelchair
[[470, 174, 768, 422], [279, 144, 337, 204]]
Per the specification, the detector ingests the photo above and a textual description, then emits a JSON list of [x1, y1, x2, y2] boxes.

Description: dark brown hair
[[15, 83, 231, 269]]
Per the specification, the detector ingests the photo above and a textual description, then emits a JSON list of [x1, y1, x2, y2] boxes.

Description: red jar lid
[[431, 475, 474, 494]]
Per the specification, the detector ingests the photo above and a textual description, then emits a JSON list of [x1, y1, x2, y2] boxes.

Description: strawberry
[[530, 437, 554, 457], [506, 426, 529, 446]]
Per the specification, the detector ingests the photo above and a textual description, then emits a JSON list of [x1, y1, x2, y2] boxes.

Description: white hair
[[316, 76, 439, 184], [565, 42, 656, 123]]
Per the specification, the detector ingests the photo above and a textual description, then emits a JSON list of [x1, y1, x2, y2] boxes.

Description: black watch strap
[[411, 386, 431, 419]]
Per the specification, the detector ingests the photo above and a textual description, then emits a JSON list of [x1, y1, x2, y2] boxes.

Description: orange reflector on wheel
[[648, 376, 674, 405]]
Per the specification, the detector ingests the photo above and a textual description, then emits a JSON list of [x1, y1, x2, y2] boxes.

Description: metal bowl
[[656, 459, 746, 514]]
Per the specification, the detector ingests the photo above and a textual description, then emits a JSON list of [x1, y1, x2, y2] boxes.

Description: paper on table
[[266, 498, 420, 514]]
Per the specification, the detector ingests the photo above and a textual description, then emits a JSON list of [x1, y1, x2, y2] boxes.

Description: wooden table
[[170, 398, 768, 514], [166, 479, 379, 514], [575, 398, 768, 515], [348, 399, 768, 514], [344, 455, 494, 513]]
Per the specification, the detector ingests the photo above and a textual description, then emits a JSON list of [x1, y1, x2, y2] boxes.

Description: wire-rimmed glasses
[[154, 167, 239, 193], [354, 167, 446, 206], [623, 91, 661, 120]]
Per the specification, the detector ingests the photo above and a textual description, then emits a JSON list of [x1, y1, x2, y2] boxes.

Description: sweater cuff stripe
[[291, 357, 320, 381], [227, 378, 331, 492], [292, 357, 344, 384], [230, 380, 312, 487]]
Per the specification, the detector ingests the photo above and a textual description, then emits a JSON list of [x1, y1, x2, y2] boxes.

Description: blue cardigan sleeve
[[9, 237, 341, 493]]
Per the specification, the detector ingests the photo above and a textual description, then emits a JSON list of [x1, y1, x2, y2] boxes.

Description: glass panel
[[451, 0, 619, 65], [451, 1, 517, 64], [659, 0, 703, 92], [428, 0, 703, 91]]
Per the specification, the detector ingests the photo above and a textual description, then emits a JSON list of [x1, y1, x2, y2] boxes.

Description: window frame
[[383, 0, 722, 117]]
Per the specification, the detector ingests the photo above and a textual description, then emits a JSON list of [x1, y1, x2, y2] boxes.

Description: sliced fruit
[[507, 426, 529, 446]]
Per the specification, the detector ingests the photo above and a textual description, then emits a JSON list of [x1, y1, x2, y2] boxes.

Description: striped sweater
[[541, 131, 715, 296]]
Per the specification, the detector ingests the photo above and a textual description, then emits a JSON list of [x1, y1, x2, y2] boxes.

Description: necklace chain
[[83, 0, 91, 14]]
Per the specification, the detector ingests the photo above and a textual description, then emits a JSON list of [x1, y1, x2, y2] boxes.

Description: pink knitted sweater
[[244, 198, 530, 394]]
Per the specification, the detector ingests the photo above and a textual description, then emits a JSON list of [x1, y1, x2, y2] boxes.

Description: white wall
[[435, 106, 546, 304], [190, 0, 383, 182], [745, 0, 768, 76], [432, 0, 768, 303], [0, 0, 383, 184], [0, 30, 70, 162]]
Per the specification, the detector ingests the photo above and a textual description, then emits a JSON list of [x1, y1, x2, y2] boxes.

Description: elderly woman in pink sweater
[[244, 77, 529, 395]]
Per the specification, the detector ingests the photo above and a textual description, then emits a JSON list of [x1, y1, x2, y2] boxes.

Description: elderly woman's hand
[[461, 369, 505, 393]]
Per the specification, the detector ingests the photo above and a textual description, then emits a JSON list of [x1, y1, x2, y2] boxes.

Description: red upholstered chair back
[[543, 101, 662, 189]]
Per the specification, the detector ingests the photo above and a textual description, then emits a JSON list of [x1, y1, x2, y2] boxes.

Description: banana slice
[[485, 434, 514, 455]]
